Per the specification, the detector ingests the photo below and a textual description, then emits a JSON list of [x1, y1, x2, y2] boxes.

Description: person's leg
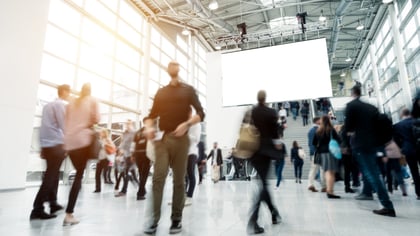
[[293, 161, 298, 181], [32, 146, 64, 214], [406, 153, 420, 197], [307, 159, 318, 188], [354, 150, 394, 209], [151, 138, 171, 224], [119, 158, 132, 194], [168, 135, 189, 222], [325, 171, 336, 194], [186, 154, 197, 198], [136, 154, 151, 198], [65, 146, 89, 214], [94, 160, 103, 191]]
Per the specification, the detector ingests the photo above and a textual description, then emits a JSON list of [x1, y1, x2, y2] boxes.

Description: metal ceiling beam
[[186, 0, 235, 33], [328, 0, 353, 70]]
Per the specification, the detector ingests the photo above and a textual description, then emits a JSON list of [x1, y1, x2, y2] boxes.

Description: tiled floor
[[0, 177, 419, 236]]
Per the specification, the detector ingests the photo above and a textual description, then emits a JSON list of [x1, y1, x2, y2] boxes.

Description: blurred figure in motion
[[247, 90, 281, 234]]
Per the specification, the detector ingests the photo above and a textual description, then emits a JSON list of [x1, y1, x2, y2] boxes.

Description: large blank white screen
[[221, 38, 332, 106]]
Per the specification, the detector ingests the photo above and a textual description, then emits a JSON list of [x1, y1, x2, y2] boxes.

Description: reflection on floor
[[0, 178, 419, 236]]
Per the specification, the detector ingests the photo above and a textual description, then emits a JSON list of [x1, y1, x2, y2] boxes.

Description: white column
[[142, 23, 152, 115], [369, 45, 385, 113], [388, 3, 412, 108], [0, 0, 50, 189]]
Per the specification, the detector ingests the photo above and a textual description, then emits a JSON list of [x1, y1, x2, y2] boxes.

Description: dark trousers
[[302, 115, 308, 126], [115, 170, 125, 190], [134, 152, 151, 197], [293, 159, 304, 179], [354, 149, 394, 210], [185, 154, 197, 198], [385, 159, 404, 192], [407, 151, 420, 197], [197, 161, 205, 184], [66, 146, 90, 214], [104, 165, 112, 182], [95, 159, 109, 191], [249, 155, 276, 223], [121, 158, 138, 193], [32, 145, 65, 213], [343, 153, 360, 188]]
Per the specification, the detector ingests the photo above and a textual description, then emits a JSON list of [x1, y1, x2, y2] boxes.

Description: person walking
[[312, 115, 341, 199], [291, 141, 305, 184], [143, 61, 205, 234], [30, 84, 70, 220], [344, 85, 396, 216], [247, 90, 281, 234], [133, 121, 151, 200], [274, 140, 287, 189], [207, 142, 223, 183], [63, 83, 100, 225], [93, 128, 115, 193], [185, 117, 201, 205], [306, 117, 326, 192], [115, 120, 136, 197]]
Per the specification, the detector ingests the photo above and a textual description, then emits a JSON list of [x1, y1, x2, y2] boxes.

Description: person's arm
[[173, 88, 205, 137], [56, 102, 66, 132], [207, 150, 213, 160]]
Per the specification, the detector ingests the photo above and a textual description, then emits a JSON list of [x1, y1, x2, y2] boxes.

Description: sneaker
[[373, 208, 396, 217], [30, 211, 56, 220], [355, 194, 374, 200], [144, 223, 158, 234], [169, 221, 182, 234], [184, 197, 193, 206], [63, 214, 80, 226], [50, 204, 64, 215]]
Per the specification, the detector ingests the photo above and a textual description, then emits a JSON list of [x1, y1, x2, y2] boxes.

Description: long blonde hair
[[75, 83, 91, 106]]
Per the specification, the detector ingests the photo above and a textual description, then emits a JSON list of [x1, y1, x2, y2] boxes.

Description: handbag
[[233, 109, 260, 159], [328, 130, 342, 160], [89, 130, 101, 159], [105, 143, 116, 155], [384, 139, 402, 158], [298, 148, 306, 159]]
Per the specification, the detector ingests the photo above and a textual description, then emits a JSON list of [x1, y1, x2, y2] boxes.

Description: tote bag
[[233, 109, 260, 159], [384, 139, 402, 158], [328, 130, 342, 160]]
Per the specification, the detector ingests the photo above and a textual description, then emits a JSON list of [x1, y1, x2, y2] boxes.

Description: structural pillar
[[369, 44, 385, 113]]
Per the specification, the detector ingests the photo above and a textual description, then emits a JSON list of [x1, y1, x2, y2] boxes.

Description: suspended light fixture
[[215, 44, 221, 50], [340, 70, 346, 77], [345, 53, 352, 62], [209, 0, 219, 10], [356, 19, 364, 30], [181, 26, 190, 36], [319, 10, 326, 22], [382, 0, 393, 4]]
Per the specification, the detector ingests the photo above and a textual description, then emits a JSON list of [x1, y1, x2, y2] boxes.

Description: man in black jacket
[[207, 142, 223, 182], [344, 85, 395, 217]]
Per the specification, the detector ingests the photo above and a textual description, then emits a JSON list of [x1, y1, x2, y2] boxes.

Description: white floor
[[0, 178, 419, 236]]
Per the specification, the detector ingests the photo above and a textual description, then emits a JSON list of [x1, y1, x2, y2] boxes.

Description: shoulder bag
[[328, 130, 342, 160], [233, 108, 260, 159]]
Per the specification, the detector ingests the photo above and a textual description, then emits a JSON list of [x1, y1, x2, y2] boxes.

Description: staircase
[[267, 114, 314, 179]]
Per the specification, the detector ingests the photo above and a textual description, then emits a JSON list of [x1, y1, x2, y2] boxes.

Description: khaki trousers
[[152, 134, 189, 223]]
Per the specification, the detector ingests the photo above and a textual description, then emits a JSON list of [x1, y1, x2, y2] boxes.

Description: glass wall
[[359, 0, 420, 121], [28, 0, 207, 184]]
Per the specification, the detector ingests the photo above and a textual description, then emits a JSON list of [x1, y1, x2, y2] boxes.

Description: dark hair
[[57, 84, 70, 97], [293, 140, 299, 148], [401, 108, 410, 117], [316, 115, 333, 136], [257, 90, 266, 104], [351, 85, 361, 97], [312, 117, 320, 123]]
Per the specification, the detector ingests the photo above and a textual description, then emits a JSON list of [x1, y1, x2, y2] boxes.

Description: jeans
[[185, 154, 197, 197], [32, 145, 65, 212], [294, 159, 304, 179], [275, 159, 285, 187], [291, 108, 297, 120], [66, 146, 90, 214], [354, 149, 394, 210]]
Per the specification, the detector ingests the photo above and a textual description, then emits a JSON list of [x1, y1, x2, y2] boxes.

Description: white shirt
[[188, 123, 201, 156]]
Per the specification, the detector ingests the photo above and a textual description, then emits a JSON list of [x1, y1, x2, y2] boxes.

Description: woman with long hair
[[93, 128, 116, 193], [312, 115, 341, 199], [63, 83, 100, 225], [290, 141, 304, 183]]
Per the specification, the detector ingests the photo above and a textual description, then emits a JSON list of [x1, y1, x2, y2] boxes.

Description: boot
[[247, 220, 264, 234]]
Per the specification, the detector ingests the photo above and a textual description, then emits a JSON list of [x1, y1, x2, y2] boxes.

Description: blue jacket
[[307, 125, 318, 156], [393, 117, 416, 156]]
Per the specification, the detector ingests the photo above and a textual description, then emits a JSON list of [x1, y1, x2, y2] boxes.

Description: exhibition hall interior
[[0, 0, 419, 235]]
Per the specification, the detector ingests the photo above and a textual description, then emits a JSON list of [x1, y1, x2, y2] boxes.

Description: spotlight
[[209, 0, 218, 10], [215, 44, 221, 50], [382, 0, 393, 3], [356, 19, 364, 30], [340, 71, 346, 77], [319, 10, 326, 22]]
